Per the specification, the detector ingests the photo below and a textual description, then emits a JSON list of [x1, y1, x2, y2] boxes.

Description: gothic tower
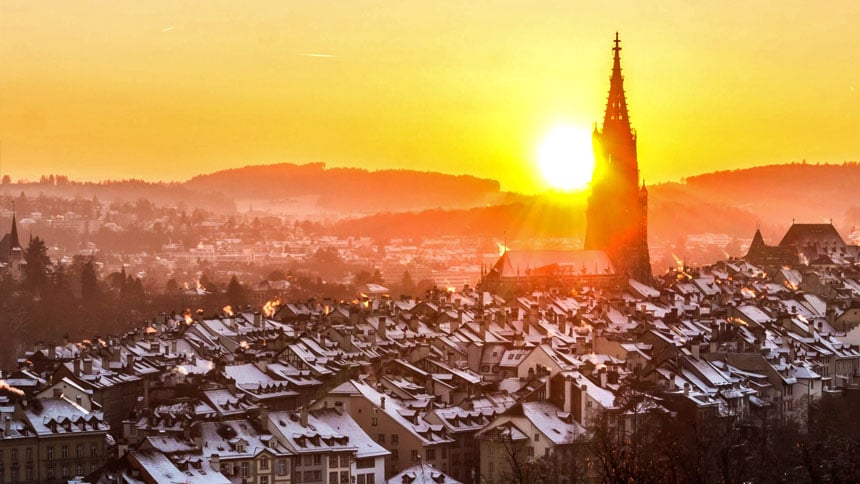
[[584, 33, 652, 282]]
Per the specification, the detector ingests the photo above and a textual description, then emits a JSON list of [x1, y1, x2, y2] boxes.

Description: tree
[[225, 275, 247, 306], [165, 278, 179, 294], [80, 259, 101, 304], [267, 269, 287, 281], [397, 270, 416, 297], [23, 236, 51, 298]]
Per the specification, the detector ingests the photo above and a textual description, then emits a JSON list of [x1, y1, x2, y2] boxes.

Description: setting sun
[[537, 125, 595, 191]]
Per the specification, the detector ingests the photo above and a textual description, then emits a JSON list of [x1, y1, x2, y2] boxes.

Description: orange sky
[[1, 1, 859, 193]]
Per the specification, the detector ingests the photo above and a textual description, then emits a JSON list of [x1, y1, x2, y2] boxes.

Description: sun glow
[[537, 125, 595, 191]]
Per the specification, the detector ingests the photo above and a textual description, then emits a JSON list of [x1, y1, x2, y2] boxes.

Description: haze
[[1, 1, 859, 193]]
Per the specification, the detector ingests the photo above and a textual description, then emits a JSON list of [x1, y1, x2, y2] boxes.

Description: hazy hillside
[[326, 162, 860, 242], [183, 162, 503, 213], [5, 162, 858, 243]]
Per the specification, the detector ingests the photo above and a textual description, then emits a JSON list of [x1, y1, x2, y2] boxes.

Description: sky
[[1, 1, 859, 193]]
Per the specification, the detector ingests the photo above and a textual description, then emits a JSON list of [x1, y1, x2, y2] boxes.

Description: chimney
[[380, 396, 386, 410], [171, 339, 178, 355], [53, 388, 62, 399], [300, 407, 308, 427], [254, 312, 262, 328], [563, 375, 574, 413], [579, 384, 588, 424], [210, 454, 220, 472], [126, 354, 135, 374], [4, 416, 10, 435], [599, 369, 607, 388], [377, 316, 387, 340], [259, 406, 269, 430], [559, 317, 567, 336], [529, 304, 539, 326], [82, 357, 93, 375], [478, 320, 486, 340], [691, 343, 700, 360], [74, 358, 81, 376]]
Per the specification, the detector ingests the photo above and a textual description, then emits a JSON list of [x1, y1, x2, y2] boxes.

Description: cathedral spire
[[602, 32, 632, 135]]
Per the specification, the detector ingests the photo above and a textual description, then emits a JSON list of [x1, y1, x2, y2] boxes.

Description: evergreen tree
[[80, 259, 101, 304], [23, 236, 50, 298], [225, 275, 247, 306]]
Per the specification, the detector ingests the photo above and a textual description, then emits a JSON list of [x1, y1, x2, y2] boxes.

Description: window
[[411, 450, 420, 462], [330, 455, 338, 467], [260, 457, 269, 470], [340, 455, 349, 467], [377, 433, 385, 444], [10, 468, 17, 483], [441, 447, 447, 459], [46, 464, 56, 479], [527, 447, 534, 457], [426, 449, 435, 460], [46, 448, 53, 461], [260, 477, 268, 484], [340, 470, 349, 483], [391, 434, 398, 444], [25, 465, 33, 481], [61, 445, 69, 459], [371, 417, 378, 427], [356, 458, 374, 469], [392, 449, 399, 461], [10, 450, 16, 463], [62, 464, 69, 478], [91, 443, 98, 456], [303, 455, 313, 467], [328, 471, 337, 482], [25, 448, 32, 462], [295, 471, 303, 483], [313, 454, 321, 465], [77, 463, 83, 476], [534, 433, 540, 442], [277, 459, 288, 475], [76, 444, 83, 458], [240, 462, 249, 477]]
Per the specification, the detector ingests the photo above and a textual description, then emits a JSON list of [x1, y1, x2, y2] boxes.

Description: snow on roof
[[629, 278, 661, 298], [521, 401, 586, 445], [387, 461, 463, 484], [131, 450, 230, 484]]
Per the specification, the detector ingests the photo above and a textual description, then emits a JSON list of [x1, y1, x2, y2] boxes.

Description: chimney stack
[[300, 407, 308, 427], [380, 396, 386, 410], [82, 357, 93, 375], [377, 316, 387, 340]]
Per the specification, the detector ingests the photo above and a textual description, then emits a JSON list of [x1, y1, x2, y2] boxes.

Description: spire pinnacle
[[603, 33, 631, 133]]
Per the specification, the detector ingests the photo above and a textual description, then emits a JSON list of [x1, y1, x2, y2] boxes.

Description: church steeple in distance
[[585, 34, 652, 283]]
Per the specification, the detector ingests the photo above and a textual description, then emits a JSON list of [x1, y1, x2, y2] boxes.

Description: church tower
[[584, 33, 652, 282]]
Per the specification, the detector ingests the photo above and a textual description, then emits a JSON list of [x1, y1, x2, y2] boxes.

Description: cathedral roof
[[490, 250, 615, 280]]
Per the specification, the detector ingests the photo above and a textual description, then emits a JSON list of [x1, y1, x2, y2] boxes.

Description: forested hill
[[328, 162, 860, 242], [183, 162, 503, 212]]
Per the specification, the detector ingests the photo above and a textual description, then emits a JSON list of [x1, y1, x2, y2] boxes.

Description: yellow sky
[[1, 1, 859, 193]]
